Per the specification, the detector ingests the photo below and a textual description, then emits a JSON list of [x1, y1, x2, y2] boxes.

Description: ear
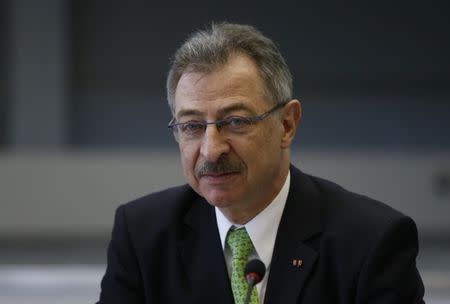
[[280, 99, 301, 148]]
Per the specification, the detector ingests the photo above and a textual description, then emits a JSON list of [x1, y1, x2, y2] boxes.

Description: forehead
[[174, 53, 268, 115]]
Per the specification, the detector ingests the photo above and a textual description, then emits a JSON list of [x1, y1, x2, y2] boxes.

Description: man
[[98, 23, 425, 303]]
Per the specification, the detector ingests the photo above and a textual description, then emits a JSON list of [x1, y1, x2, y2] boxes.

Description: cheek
[[179, 145, 198, 177], [233, 135, 266, 171], [245, 127, 282, 168]]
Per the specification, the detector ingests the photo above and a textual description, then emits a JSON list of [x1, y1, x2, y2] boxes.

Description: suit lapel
[[264, 166, 322, 303], [179, 195, 234, 303]]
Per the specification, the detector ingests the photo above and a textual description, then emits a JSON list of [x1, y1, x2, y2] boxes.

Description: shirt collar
[[215, 171, 291, 268]]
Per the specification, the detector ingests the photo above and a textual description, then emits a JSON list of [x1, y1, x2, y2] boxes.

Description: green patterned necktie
[[226, 227, 259, 304]]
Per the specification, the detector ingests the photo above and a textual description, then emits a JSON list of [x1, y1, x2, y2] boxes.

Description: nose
[[199, 124, 230, 162]]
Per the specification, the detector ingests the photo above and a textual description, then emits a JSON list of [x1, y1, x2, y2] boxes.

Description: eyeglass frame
[[167, 101, 288, 142]]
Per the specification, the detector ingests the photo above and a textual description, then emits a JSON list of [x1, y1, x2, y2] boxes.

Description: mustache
[[195, 157, 244, 177]]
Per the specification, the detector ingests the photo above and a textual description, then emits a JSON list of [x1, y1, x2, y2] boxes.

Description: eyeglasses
[[168, 101, 287, 142]]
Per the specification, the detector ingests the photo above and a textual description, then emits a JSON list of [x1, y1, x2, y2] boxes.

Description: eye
[[179, 121, 205, 134], [226, 117, 252, 129]]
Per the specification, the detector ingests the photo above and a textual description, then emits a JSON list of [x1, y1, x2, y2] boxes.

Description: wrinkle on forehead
[[177, 73, 259, 102], [174, 53, 267, 111]]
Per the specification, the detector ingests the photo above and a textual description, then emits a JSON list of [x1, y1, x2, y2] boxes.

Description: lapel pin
[[292, 259, 303, 267]]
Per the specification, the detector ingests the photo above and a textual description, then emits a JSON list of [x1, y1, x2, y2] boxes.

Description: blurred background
[[0, 0, 449, 303]]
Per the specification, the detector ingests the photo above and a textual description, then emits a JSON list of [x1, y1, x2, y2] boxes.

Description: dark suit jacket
[[98, 166, 425, 303]]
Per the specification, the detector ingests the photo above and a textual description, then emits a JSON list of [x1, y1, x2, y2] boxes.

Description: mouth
[[199, 171, 240, 184], [195, 156, 244, 185]]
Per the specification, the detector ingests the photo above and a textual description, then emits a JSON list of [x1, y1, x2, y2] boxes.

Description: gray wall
[[1, 0, 449, 241], [1, 150, 449, 239], [0, 0, 8, 146], [70, 1, 450, 148]]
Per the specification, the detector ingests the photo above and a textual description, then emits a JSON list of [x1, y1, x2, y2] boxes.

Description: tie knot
[[226, 227, 254, 259]]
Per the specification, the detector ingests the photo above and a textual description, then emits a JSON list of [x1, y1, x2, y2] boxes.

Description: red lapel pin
[[292, 259, 303, 267]]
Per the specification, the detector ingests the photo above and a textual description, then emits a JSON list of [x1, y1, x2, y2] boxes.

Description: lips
[[200, 170, 239, 177], [200, 171, 240, 184]]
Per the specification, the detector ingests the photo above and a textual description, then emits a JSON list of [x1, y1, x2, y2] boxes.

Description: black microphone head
[[244, 259, 266, 284]]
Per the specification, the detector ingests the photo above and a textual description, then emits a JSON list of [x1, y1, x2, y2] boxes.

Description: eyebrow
[[216, 102, 257, 117], [176, 109, 204, 120], [176, 102, 257, 120]]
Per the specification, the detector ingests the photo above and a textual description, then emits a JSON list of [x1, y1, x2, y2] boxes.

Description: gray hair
[[166, 22, 293, 113]]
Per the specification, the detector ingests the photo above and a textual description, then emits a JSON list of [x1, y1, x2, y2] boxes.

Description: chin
[[202, 191, 241, 208]]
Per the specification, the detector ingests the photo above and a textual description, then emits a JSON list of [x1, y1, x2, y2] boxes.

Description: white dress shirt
[[215, 171, 290, 303]]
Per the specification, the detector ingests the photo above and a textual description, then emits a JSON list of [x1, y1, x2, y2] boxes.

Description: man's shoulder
[[308, 173, 407, 224], [294, 172, 418, 263], [117, 184, 198, 230], [296, 171, 414, 242]]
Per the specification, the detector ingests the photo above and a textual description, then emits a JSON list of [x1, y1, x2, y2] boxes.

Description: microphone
[[243, 259, 266, 304]]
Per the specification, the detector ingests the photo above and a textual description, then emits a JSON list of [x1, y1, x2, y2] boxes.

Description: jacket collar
[[264, 165, 321, 303], [181, 195, 233, 303]]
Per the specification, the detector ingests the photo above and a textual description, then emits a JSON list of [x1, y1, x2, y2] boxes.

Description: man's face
[[173, 53, 293, 217]]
